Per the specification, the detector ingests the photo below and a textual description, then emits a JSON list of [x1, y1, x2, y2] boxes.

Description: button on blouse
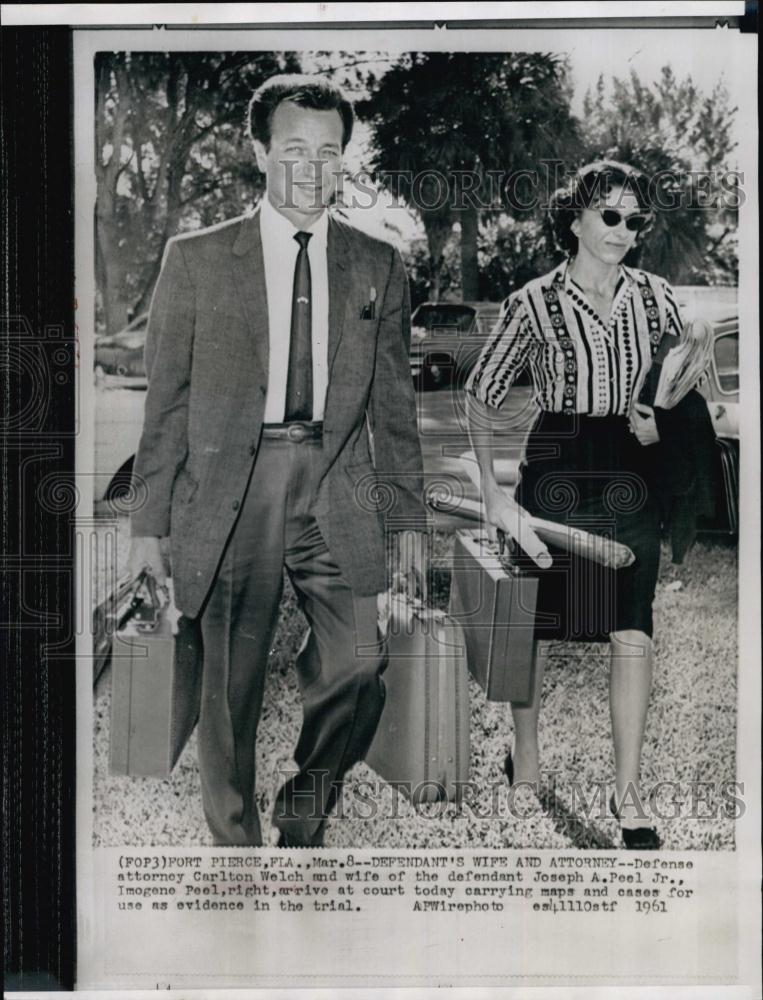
[[466, 262, 684, 416]]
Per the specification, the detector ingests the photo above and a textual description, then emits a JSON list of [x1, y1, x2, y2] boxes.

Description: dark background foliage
[[94, 51, 738, 329]]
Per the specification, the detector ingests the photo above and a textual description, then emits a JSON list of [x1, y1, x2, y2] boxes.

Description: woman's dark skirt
[[514, 411, 661, 642]]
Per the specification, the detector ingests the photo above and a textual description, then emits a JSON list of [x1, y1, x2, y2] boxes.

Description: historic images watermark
[[275, 162, 746, 214], [273, 770, 747, 823]]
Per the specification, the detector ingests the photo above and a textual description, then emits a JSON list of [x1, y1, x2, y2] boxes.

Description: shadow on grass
[[537, 784, 617, 850]]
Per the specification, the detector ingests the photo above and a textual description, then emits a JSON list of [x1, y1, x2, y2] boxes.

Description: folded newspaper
[[654, 317, 715, 409]]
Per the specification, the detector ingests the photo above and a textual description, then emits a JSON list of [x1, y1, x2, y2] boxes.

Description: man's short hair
[[247, 74, 355, 150]]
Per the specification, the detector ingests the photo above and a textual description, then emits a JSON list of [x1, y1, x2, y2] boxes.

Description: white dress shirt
[[259, 195, 330, 423]]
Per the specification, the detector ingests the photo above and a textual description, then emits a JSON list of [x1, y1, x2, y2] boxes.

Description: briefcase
[[449, 529, 538, 704], [109, 579, 202, 778], [366, 598, 470, 803]]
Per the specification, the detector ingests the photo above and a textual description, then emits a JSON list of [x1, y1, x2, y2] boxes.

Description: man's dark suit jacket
[[131, 206, 426, 617]]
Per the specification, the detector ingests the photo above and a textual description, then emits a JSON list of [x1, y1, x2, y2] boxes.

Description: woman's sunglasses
[[597, 208, 652, 233]]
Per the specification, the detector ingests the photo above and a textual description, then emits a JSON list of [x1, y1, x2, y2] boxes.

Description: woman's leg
[[609, 629, 653, 825], [509, 640, 548, 785]]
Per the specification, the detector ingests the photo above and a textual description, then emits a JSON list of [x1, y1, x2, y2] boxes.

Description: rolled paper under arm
[[523, 515, 635, 569], [428, 494, 635, 569]]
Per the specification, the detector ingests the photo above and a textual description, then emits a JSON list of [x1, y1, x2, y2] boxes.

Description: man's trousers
[[195, 433, 386, 846]]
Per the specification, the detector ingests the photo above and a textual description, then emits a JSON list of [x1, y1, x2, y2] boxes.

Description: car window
[[412, 305, 476, 334], [713, 329, 739, 394], [474, 307, 502, 334]]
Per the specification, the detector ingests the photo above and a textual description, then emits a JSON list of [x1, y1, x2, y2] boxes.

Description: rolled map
[[428, 493, 635, 569]]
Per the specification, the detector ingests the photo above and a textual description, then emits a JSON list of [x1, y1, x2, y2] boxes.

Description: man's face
[[254, 101, 344, 227]]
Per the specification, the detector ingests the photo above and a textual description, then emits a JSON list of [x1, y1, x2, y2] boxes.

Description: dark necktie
[[284, 230, 313, 422]]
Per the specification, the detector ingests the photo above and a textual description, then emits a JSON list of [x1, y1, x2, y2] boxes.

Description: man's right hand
[[127, 536, 168, 586], [483, 481, 552, 569]]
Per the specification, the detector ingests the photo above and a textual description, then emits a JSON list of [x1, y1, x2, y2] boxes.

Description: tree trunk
[[131, 251, 164, 319], [95, 54, 131, 336], [95, 208, 129, 335], [429, 259, 442, 302], [422, 209, 452, 303], [458, 204, 479, 301]]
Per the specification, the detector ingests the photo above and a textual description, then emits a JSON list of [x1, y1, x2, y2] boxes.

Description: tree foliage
[[95, 51, 299, 334], [401, 215, 558, 308], [358, 52, 581, 300], [94, 54, 739, 336], [581, 67, 739, 284]]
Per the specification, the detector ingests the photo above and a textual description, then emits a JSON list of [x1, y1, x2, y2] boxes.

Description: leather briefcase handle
[[388, 592, 448, 628], [118, 570, 168, 632], [115, 569, 148, 630]]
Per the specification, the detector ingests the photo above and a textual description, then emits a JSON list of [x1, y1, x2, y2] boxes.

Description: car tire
[[104, 457, 135, 502]]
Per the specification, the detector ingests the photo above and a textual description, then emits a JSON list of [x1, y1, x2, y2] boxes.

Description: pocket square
[[359, 286, 377, 320]]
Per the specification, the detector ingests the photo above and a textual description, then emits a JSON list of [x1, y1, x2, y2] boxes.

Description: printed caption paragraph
[[116, 851, 695, 916]]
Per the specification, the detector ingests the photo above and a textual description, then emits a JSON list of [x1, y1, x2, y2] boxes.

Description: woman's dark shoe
[[504, 750, 514, 787], [504, 750, 542, 793], [277, 820, 326, 848], [609, 793, 661, 850]]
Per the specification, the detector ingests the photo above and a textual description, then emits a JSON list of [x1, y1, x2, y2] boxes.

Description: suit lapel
[[231, 208, 269, 384], [327, 216, 353, 375]]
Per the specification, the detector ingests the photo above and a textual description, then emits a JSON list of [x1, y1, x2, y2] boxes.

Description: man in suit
[[128, 75, 426, 847]]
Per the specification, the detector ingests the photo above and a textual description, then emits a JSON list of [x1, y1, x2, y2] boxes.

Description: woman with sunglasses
[[467, 160, 685, 849]]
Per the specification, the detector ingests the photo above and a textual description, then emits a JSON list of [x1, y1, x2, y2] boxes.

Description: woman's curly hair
[[548, 160, 655, 258]]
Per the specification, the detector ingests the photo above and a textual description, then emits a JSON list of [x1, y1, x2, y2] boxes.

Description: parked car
[[695, 311, 739, 534], [409, 300, 506, 387], [698, 313, 738, 437], [93, 371, 147, 506], [94, 313, 148, 377]]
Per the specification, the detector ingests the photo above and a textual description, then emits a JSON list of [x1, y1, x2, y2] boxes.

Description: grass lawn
[[92, 521, 738, 851]]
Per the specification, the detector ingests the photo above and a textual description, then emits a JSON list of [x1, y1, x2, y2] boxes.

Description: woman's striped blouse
[[466, 261, 685, 416]]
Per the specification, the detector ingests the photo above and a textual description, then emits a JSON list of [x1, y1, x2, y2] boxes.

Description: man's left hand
[[629, 403, 660, 446]]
